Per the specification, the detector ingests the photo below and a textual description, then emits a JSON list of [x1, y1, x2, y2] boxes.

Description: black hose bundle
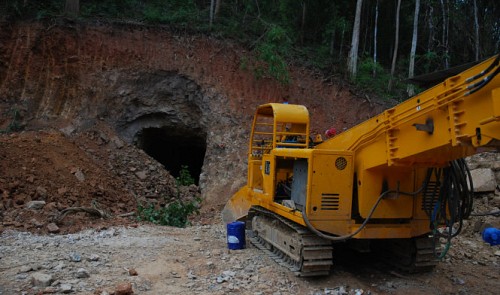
[[424, 158, 474, 258]]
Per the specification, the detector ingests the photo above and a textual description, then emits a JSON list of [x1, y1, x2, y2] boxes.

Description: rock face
[[0, 21, 387, 208]]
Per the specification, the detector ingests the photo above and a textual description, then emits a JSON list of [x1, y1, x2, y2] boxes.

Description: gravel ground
[[1, 217, 499, 295]]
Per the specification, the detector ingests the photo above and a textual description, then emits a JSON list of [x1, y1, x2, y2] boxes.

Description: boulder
[[469, 168, 497, 192]]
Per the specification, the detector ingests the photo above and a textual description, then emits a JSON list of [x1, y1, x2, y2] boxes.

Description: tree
[[209, 0, 222, 27], [373, 0, 379, 77], [65, 0, 79, 17], [473, 0, 480, 61], [209, 0, 215, 26], [347, 0, 363, 80], [440, 0, 449, 69], [388, 0, 401, 92], [408, 0, 421, 97]]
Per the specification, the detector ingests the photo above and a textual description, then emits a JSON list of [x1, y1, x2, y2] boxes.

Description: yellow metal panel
[[257, 103, 310, 124], [307, 151, 353, 221], [248, 160, 263, 190], [357, 166, 415, 219]]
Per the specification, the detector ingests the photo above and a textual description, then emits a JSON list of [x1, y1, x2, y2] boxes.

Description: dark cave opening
[[135, 127, 207, 184]]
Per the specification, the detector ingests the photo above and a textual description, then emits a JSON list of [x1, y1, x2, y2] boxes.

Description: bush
[[176, 165, 195, 186], [244, 24, 291, 85], [137, 199, 199, 227], [137, 165, 198, 227], [355, 57, 409, 100]]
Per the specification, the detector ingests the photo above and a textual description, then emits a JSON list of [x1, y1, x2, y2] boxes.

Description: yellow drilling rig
[[222, 54, 500, 276]]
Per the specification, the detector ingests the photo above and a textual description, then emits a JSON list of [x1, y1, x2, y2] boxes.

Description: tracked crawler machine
[[222, 54, 500, 276]]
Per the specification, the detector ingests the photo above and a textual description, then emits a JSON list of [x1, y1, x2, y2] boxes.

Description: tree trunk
[[65, 0, 79, 17], [408, 0, 420, 97], [473, 0, 480, 61], [388, 0, 401, 91], [215, 0, 222, 18], [347, 0, 363, 80], [440, 0, 449, 69], [209, 0, 215, 27], [373, 0, 379, 77], [426, 2, 434, 54]]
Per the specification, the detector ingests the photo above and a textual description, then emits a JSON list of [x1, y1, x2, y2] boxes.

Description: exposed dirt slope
[[0, 19, 389, 207], [0, 122, 205, 234]]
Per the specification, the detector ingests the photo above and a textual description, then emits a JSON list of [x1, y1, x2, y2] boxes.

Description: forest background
[[1, 0, 499, 101]]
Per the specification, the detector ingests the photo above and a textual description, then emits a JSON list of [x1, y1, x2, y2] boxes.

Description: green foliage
[[176, 165, 195, 186], [137, 199, 199, 227], [4, 0, 500, 102], [252, 25, 292, 85], [355, 57, 414, 101], [137, 165, 198, 227], [2, 0, 63, 20], [140, 0, 199, 25]]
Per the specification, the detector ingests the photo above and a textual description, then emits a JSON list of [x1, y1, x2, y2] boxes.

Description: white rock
[[74, 169, 85, 182], [69, 252, 81, 262], [60, 283, 73, 293], [470, 168, 497, 192], [31, 272, 54, 287], [26, 201, 46, 210], [75, 268, 90, 278], [88, 254, 100, 261]]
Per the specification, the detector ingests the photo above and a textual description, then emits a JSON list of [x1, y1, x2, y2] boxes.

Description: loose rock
[[69, 252, 82, 262], [47, 223, 60, 233], [60, 283, 73, 293], [31, 272, 54, 287], [26, 200, 46, 210], [115, 282, 134, 295], [75, 268, 90, 278]]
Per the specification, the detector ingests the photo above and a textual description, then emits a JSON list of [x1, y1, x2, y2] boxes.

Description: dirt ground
[[0, 129, 499, 295], [0, 217, 499, 295]]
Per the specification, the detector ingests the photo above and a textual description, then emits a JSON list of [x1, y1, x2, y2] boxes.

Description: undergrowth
[[137, 199, 199, 228], [137, 165, 199, 227]]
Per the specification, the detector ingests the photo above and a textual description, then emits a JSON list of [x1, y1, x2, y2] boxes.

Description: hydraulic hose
[[426, 159, 474, 258], [302, 184, 427, 242]]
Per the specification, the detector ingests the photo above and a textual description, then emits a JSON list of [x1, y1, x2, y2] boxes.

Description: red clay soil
[[0, 130, 137, 234], [0, 20, 387, 134]]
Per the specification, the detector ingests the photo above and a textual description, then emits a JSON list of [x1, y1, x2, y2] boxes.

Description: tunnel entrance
[[135, 127, 207, 184]]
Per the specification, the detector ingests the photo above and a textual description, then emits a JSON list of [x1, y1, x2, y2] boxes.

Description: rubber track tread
[[248, 206, 332, 277], [375, 236, 439, 273]]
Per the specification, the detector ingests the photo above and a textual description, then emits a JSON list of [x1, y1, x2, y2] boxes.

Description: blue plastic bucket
[[227, 221, 246, 250]]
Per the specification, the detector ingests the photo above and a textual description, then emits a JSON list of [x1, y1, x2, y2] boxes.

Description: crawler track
[[371, 235, 439, 273], [248, 206, 333, 277]]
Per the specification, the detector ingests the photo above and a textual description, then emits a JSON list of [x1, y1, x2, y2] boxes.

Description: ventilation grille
[[421, 181, 440, 211], [321, 193, 340, 210], [335, 157, 347, 170]]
